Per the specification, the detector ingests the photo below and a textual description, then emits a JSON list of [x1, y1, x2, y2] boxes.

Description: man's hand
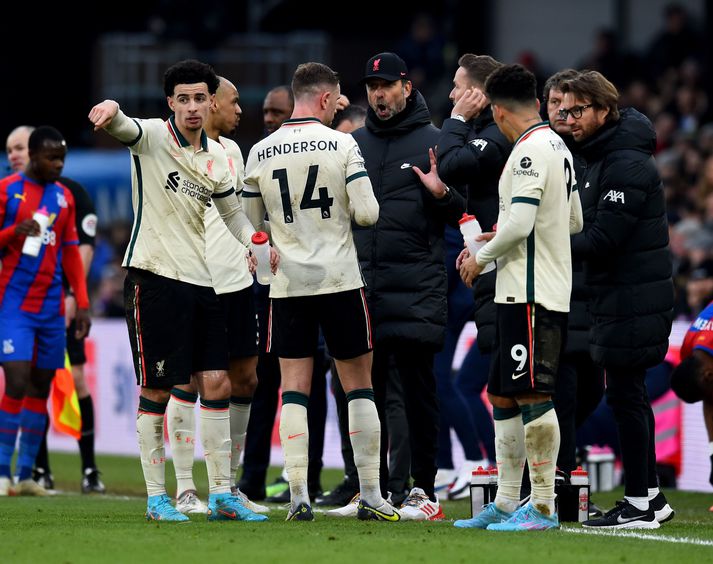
[[88, 100, 120, 131], [456, 248, 470, 269], [459, 254, 484, 288], [452, 88, 489, 122], [269, 247, 280, 274], [413, 148, 449, 199], [14, 219, 40, 237], [336, 94, 351, 112], [65, 294, 77, 328], [247, 250, 257, 274], [74, 308, 91, 339]]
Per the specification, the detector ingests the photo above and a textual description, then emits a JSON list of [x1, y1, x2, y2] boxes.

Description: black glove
[[709, 454, 713, 487]]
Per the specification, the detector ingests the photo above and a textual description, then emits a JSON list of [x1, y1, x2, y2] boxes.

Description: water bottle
[[22, 206, 50, 257], [488, 466, 498, 503], [570, 466, 590, 522], [469, 466, 490, 517], [458, 213, 495, 273], [251, 231, 272, 285]]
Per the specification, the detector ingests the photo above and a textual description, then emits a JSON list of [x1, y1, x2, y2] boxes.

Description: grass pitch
[[1, 453, 713, 563]]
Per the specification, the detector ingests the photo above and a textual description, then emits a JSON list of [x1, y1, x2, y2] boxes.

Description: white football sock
[[166, 393, 197, 497], [348, 397, 381, 507], [648, 487, 660, 500], [626, 496, 650, 511], [137, 411, 166, 498], [199, 401, 232, 495], [493, 413, 525, 514], [279, 402, 310, 507], [229, 400, 251, 484], [524, 407, 560, 517]]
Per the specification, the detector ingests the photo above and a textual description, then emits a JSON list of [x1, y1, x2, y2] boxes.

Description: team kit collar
[[514, 121, 550, 147], [167, 115, 209, 151], [281, 117, 321, 126]]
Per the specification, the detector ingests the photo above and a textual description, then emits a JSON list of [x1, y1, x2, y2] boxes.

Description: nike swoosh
[[511, 372, 527, 380], [349, 430, 362, 435], [400, 163, 412, 169], [219, 509, 237, 519], [617, 514, 646, 524], [287, 433, 305, 440], [360, 503, 401, 521]]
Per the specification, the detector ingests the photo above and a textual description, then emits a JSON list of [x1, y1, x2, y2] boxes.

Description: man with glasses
[[559, 71, 674, 529]]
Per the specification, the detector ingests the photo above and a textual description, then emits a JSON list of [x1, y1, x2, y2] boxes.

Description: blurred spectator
[[578, 28, 643, 89], [686, 260, 713, 316], [396, 13, 447, 99], [647, 3, 703, 78]]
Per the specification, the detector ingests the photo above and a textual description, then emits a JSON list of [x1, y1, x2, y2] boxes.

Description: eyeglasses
[[557, 104, 593, 120]]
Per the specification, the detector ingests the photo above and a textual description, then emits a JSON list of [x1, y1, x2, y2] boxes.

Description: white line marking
[[563, 527, 713, 546]]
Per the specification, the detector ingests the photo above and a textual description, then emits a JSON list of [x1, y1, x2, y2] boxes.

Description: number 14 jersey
[[243, 117, 376, 298]]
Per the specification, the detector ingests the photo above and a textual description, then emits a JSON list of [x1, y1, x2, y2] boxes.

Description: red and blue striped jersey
[[681, 300, 713, 360], [0, 172, 79, 315]]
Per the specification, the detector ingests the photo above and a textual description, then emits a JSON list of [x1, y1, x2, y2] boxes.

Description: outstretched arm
[[88, 100, 141, 144]]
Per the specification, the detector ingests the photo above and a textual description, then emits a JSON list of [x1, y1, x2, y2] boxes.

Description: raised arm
[[88, 100, 142, 145]]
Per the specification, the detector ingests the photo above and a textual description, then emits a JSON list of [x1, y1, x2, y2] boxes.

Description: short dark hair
[[458, 54, 503, 87], [670, 355, 704, 403], [543, 69, 580, 103], [28, 126, 65, 152], [560, 71, 620, 122], [292, 62, 339, 99], [268, 85, 295, 106], [163, 59, 220, 97], [484, 64, 537, 108]]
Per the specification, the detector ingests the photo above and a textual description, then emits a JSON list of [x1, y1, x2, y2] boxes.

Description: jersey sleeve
[[61, 190, 80, 247], [60, 177, 97, 246], [344, 137, 379, 226], [509, 144, 546, 206]]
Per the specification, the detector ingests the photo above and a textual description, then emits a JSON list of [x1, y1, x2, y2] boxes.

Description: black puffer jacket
[[571, 108, 673, 368], [437, 107, 511, 352], [352, 91, 465, 348]]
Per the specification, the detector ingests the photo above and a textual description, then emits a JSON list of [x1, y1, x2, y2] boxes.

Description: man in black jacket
[[560, 71, 675, 529], [351, 52, 465, 520], [434, 54, 510, 497]]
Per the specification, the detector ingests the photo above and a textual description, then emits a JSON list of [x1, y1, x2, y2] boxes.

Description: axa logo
[[603, 189, 625, 204], [373, 58, 381, 71], [470, 138, 489, 151], [3, 339, 14, 354], [165, 171, 180, 192]]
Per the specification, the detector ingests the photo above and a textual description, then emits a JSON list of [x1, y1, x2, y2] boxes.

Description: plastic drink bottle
[[469, 466, 490, 517], [570, 466, 590, 522], [22, 206, 50, 257], [251, 231, 272, 285], [458, 213, 495, 273]]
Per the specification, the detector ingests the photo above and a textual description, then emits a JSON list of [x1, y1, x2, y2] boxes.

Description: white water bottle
[[251, 231, 272, 285], [22, 206, 50, 257], [570, 466, 590, 522], [470, 466, 490, 517], [458, 213, 495, 273]]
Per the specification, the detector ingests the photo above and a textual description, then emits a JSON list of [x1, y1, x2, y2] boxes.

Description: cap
[[363, 52, 408, 82], [251, 231, 269, 245]]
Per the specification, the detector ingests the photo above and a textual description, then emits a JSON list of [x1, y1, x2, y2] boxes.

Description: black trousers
[[553, 351, 605, 474], [605, 366, 658, 497]]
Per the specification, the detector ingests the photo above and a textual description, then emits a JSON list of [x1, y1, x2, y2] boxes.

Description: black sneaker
[[265, 488, 291, 504], [286, 502, 314, 521], [32, 468, 54, 490], [81, 468, 106, 494], [650, 492, 675, 524], [582, 499, 659, 529], [314, 480, 359, 507], [588, 499, 604, 519]]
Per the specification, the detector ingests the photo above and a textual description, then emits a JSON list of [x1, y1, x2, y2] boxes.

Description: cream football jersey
[[484, 122, 581, 312], [118, 114, 252, 286], [204, 136, 252, 294], [243, 117, 377, 298]]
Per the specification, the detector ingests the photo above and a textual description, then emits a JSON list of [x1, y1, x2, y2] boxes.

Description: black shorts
[[487, 303, 567, 397], [219, 286, 259, 359], [268, 288, 372, 360], [124, 268, 229, 389], [66, 319, 86, 366]]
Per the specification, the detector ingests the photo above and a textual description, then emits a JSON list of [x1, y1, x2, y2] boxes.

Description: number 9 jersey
[[243, 117, 378, 298]]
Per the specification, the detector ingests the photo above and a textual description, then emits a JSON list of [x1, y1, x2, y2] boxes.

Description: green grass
[[2, 453, 713, 563]]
